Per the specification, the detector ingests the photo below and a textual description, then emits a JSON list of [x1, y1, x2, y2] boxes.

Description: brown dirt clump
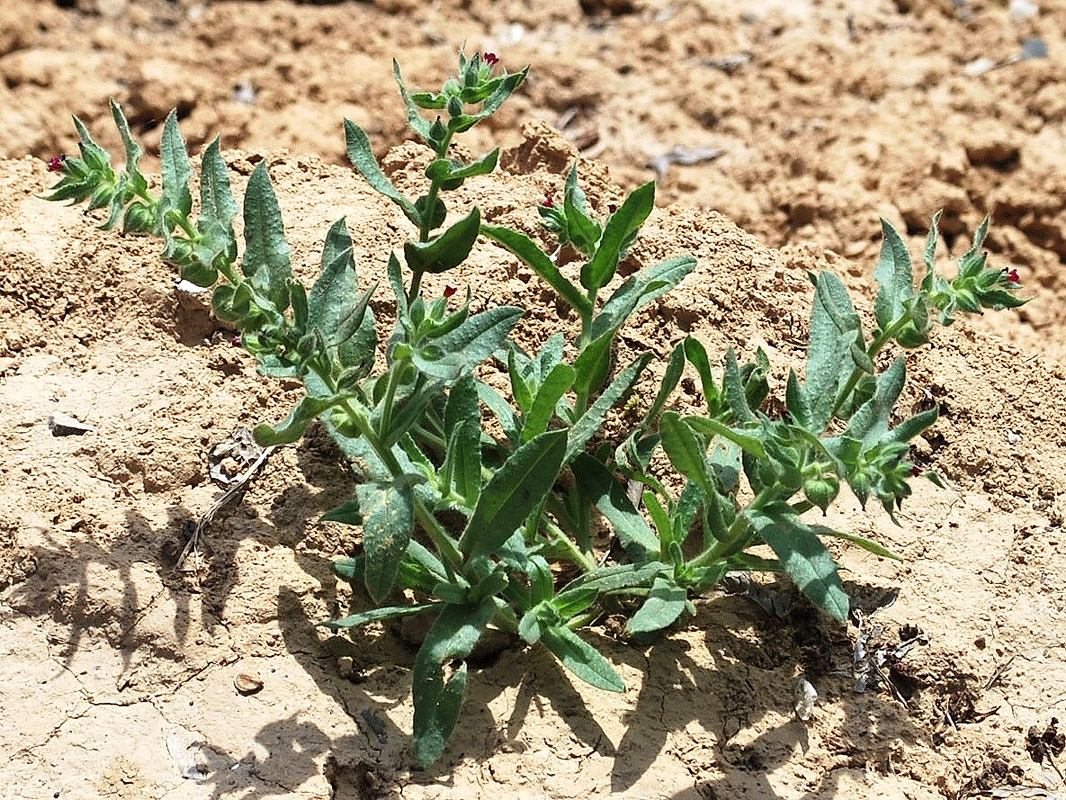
[[2, 1, 1066, 798]]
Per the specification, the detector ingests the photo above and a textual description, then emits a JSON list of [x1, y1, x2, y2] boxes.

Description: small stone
[[1020, 38, 1048, 60], [48, 414, 93, 436], [1010, 0, 1038, 21], [233, 672, 263, 695], [337, 656, 354, 679], [963, 57, 998, 77], [794, 677, 818, 721]]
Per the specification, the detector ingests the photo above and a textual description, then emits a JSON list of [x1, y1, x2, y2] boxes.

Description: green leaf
[[253, 394, 337, 446], [539, 624, 624, 692], [72, 115, 112, 173], [591, 256, 696, 340], [358, 480, 416, 603], [412, 597, 496, 766], [567, 352, 654, 462], [683, 337, 718, 408], [581, 181, 655, 292], [804, 272, 863, 430], [683, 415, 766, 459], [442, 418, 482, 506], [523, 363, 575, 442], [559, 562, 667, 598], [887, 407, 938, 445], [343, 118, 419, 225], [874, 218, 914, 331], [472, 68, 528, 120], [393, 60, 437, 150], [197, 137, 238, 267], [444, 374, 480, 435], [242, 163, 293, 310], [160, 110, 193, 219], [404, 207, 481, 274], [625, 577, 689, 636], [722, 349, 754, 424], [846, 358, 906, 445], [412, 306, 523, 381], [755, 514, 849, 621], [810, 525, 902, 561], [572, 330, 613, 400], [310, 219, 377, 368], [640, 340, 686, 430], [425, 149, 499, 184], [459, 430, 568, 557], [659, 411, 712, 494], [571, 453, 659, 560], [322, 603, 437, 630], [480, 225, 591, 316], [923, 209, 943, 275], [477, 380, 520, 445], [108, 101, 145, 189]]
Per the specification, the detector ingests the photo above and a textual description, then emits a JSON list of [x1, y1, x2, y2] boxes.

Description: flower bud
[[122, 201, 156, 234], [895, 320, 928, 349], [803, 476, 840, 513]]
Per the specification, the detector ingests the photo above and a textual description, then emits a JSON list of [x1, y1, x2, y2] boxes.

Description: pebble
[[233, 672, 264, 695], [48, 414, 93, 436]]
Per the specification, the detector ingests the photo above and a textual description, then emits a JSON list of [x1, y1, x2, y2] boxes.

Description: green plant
[[46, 52, 1024, 766]]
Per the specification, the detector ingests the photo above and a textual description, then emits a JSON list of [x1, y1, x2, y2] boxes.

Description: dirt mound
[[1, 113, 1064, 798]]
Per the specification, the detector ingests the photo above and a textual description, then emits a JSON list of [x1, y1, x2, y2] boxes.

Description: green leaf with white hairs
[[253, 394, 338, 446], [581, 181, 655, 292], [160, 110, 193, 219], [522, 363, 575, 442], [755, 513, 849, 622], [874, 218, 914, 331], [242, 163, 293, 311], [659, 411, 713, 495], [412, 597, 496, 765], [625, 577, 689, 636], [804, 272, 864, 430], [567, 352, 654, 462], [196, 137, 238, 268], [845, 357, 906, 445], [591, 256, 696, 340], [343, 118, 420, 226], [108, 101, 147, 192], [540, 624, 624, 692], [571, 453, 659, 560], [322, 603, 438, 630], [480, 225, 591, 315], [412, 305, 523, 381], [310, 219, 377, 370], [358, 479, 416, 603], [442, 418, 481, 507], [404, 207, 481, 273], [458, 429, 567, 557], [392, 60, 436, 149]]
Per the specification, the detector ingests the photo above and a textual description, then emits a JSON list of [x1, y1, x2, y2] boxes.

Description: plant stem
[[829, 315, 909, 418]]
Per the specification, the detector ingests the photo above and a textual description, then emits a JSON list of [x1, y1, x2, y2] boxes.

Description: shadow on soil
[[4, 433, 936, 800]]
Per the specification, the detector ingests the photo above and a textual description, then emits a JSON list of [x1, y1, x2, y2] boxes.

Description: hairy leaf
[[358, 480, 416, 603], [625, 577, 689, 635], [755, 514, 849, 621], [539, 624, 625, 692], [242, 163, 293, 310], [571, 453, 659, 560]]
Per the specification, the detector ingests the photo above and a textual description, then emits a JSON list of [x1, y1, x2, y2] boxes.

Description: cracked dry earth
[[2, 0, 1066, 799]]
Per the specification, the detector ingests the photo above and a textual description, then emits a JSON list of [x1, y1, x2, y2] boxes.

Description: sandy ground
[[1, 1, 1065, 798]]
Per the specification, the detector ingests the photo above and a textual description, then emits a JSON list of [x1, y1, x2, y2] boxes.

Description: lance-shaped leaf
[[322, 603, 438, 630], [683, 415, 766, 459], [481, 224, 591, 315], [810, 524, 902, 561], [539, 624, 624, 692], [567, 352, 654, 462], [108, 101, 147, 192], [253, 394, 338, 446], [581, 181, 655, 292], [591, 256, 696, 340], [404, 207, 481, 273], [412, 597, 496, 765], [196, 137, 238, 268], [358, 479, 416, 603], [571, 453, 659, 560], [309, 219, 377, 367], [412, 305, 522, 381], [160, 111, 193, 219], [442, 418, 482, 507], [332, 540, 447, 595], [804, 272, 864, 431], [845, 357, 906, 445], [522, 363, 575, 442], [558, 562, 668, 599], [242, 163, 293, 311], [572, 331, 613, 401], [458, 429, 567, 557], [625, 577, 689, 636], [425, 149, 499, 185], [754, 513, 849, 622], [392, 60, 437, 149], [874, 218, 914, 331], [343, 118, 419, 225]]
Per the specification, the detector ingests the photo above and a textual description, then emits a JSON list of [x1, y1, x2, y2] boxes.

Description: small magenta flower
[[911, 464, 921, 477], [1007, 268, 1020, 284], [542, 193, 555, 209], [483, 52, 499, 66], [48, 155, 66, 173], [443, 285, 457, 298]]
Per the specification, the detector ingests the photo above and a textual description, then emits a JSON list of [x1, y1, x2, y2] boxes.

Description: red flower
[[443, 285, 457, 298], [911, 465, 921, 477], [48, 155, 66, 173], [542, 193, 555, 208], [1007, 268, 1020, 284], [483, 52, 499, 66]]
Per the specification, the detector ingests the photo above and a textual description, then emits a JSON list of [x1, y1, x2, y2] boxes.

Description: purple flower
[[483, 52, 500, 66], [542, 193, 555, 209], [443, 285, 457, 298], [1007, 268, 1020, 284], [48, 155, 66, 173]]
